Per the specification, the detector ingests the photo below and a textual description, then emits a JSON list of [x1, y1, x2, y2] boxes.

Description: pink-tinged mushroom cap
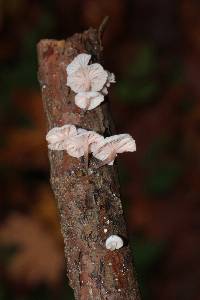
[[88, 63, 108, 91], [105, 235, 123, 250], [77, 128, 104, 152], [66, 53, 91, 75], [67, 58, 108, 93], [92, 134, 136, 165], [105, 134, 136, 153], [65, 129, 104, 158], [46, 125, 77, 150], [64, 134, 86, 158], [75, 92, 104, 110]]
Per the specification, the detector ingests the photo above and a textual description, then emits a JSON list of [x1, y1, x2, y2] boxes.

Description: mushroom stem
[[84, 144, 89, 169], [84, 97, 91, 111]]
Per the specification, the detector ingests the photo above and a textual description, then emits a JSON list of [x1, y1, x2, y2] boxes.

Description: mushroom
[[105, 235, 123, 251], [92, 134, 136, 166], [66, 53, 91, 75], [75, 91, 104, 111], [66, 53, 116, 111], [64, 128, 104, 167], [46, 125, 77, 150], [66, 53, 108, 93], [101, 71, 116, 95], [67, 63, 108, 93]]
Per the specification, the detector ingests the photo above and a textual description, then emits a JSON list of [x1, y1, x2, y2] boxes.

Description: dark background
[[0, 0, 200, 299]]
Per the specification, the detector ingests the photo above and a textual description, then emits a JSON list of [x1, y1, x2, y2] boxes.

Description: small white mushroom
[[77, 128, 104, 152], [107, 72, 116, 85], [64, 129, 104, 167], [64, 134, 86, 158], [101, 71, 116, 95], [67, 63, 108, 93], [105, 235, 123, 251], [75, 91, 104, 110], [66, 53, 108, 94], [66, 53, 115, 111], [66, 53, 91, 75], [46, 125, 77, 150], [92, 134, 136, 166]]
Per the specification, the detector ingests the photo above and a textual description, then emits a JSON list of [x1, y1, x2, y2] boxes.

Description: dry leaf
[[0, 213, 64, 286]]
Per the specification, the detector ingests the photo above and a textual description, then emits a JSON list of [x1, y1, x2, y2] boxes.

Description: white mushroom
[[92, 134, 136, 166], [67, 63, 108, 93], [66, 53, 91, 75], [77, 128, 104, 152], [64, 134, 86, 158], [46, 125, 77, 150], [66, 53, 108, 94], [66, 53, 115, 111], [75, 91, 104, 110], [107, 72, 116, 85], [105, 235, 123, 251], [101, 71, 116, 95], [64, 128, 104, 167]]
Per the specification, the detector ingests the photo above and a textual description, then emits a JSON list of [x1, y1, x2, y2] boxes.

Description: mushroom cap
[[107, 72, 116, 85], [66, 53, 91, 75], [67, 63, 108, 93], [46, 125, 77, 150], [65, 128, 104, 158], [92, 134, 136, 164], [92, 143, 116, 165], [89, 63, 108, 91], [65, 135, 86, 158], [105, 235, 123, 251], [75, 92, 104, 110], [105, 134, 136, 153], [46, 128, 64, 144], [77, 128, 104, 152], [101, 71, 115, 95]]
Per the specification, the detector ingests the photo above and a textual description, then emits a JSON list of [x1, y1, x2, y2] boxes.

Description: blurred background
[[0, 0, 200, 299]]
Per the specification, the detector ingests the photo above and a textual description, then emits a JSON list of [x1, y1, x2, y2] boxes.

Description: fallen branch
[[37, 27, 141, 300]]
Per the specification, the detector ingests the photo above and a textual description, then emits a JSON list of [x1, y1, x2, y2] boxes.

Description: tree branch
[[37, 27, 141, 300]]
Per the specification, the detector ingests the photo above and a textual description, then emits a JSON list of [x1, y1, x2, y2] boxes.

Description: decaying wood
[[37, 27, 141, 300]]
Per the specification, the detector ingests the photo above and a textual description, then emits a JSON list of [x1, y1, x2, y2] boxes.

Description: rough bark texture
[[37, 28, 141, 300]]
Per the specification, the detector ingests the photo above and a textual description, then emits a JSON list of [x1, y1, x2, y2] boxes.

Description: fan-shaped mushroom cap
[[46, 125, 77, 150], [66, 53, 91, 75], [106, 134, 136, 153], [105, 235, 123, 251], [88, 64, 108, 91], [92, 134, 136, 165], [64, 135, 86, 158], [67, 62, 108, 93], [77, 128, 104, 152], [75, 92, 104, 110], [64, 129, 104, 158]]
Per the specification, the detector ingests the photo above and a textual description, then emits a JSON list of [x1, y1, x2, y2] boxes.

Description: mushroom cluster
[[66, 53, 115, 110], [46, 53, 136, 168], [46, 125, 136, 167]]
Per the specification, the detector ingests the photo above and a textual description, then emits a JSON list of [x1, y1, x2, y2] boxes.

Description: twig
[[37, 28, 141, 300], [98, 16, 110, 50]]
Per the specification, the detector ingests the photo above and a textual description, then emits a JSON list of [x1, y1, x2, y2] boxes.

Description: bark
[[37, 27, 141, 300]]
